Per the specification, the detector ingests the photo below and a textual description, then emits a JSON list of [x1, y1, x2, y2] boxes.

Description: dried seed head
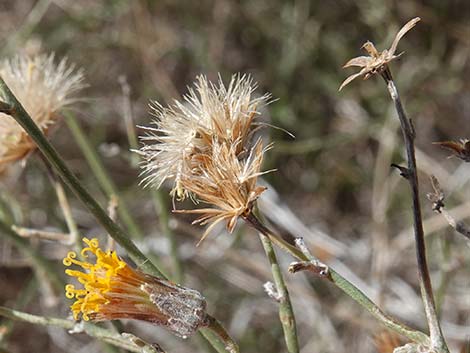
[[0, 54, 84, 170], [433, 139, 470, 162], [137, 74, 273, 243], [339, 17, 420, 90], [136, 74, 270, 197], [64, 238, 207, 338], [176, 139, 271, 244]]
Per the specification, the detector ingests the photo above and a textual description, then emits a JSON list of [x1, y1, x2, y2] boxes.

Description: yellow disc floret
[[63, 237, 143, 321], [63, 237, 208, 338]]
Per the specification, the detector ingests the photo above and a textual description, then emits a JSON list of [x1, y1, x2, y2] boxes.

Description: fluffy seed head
[[0, 53, 84, 170], [136, 74, 270, 197]]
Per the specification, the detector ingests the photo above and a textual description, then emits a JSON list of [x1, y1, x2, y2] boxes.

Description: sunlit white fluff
[[137, 74, 270, 197], [0, 54, 84, 169]]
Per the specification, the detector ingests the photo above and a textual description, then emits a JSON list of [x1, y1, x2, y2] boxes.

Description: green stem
[[152, 189, 184, 283], [259, 233, 299, 353], [64, 112, 144, 239], [202, 315, 239, 353], [244, 213, 430, 345], [0, 306, 155, 353]]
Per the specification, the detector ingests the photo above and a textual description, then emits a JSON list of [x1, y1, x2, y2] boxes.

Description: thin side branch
[[11, 225, 69, 242], [0, 218, 63, 292], [243, 213, 430, 345], [38, 153, 81, 250], [0, 306, 160, 353], [288, 238, 329, 278]]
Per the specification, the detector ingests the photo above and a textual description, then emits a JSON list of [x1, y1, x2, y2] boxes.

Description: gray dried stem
[[382, 70, 448, 353], [0, 218, 62, 292], [288, 238, 329, 278], [11, 225, 69, 242], [38, 154, 81, 251]]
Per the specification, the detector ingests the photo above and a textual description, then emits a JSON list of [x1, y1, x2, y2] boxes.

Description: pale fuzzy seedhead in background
[[0, 54, 84, 170], [136, 74, 270, 198]]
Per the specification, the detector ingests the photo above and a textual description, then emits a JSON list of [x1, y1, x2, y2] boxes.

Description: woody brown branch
[[382, 69, 448, 352]]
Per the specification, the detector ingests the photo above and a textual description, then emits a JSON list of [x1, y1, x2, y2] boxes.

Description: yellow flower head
[[64, 238, 207, 338]]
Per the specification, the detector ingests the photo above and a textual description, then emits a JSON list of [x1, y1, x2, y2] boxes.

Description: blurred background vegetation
[[0, 1, 469, 352]]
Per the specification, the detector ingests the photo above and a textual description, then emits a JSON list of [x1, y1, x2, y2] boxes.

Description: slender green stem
[[0, 76, 236, 353], [254, 208, 299, 352], [0, 306, 157, 353], [64, 112, 144, 239], [259, 233, 299, 353], [0, 190, 21, 226], [244, 213, 430, 345], [152, 189, 184, 283], [202, 315, 239, 353]]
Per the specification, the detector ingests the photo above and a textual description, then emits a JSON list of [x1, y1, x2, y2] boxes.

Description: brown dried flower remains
[[177, 139, 272, 244], [433, 139, 470, 162], [339, 17, 420, 91], [0, 54, 84, 170], [138, 74, 272, 242]]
